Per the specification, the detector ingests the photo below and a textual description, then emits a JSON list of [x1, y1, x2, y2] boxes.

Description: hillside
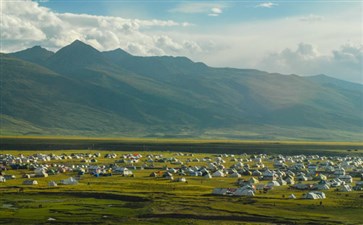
[[1, 40, 362, 140]]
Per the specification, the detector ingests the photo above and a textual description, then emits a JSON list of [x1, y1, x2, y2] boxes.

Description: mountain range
[[1, 40, 362, 140]]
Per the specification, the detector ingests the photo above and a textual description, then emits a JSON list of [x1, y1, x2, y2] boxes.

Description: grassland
[[1, 136, 363, 155], [1, 145, 363, 224]]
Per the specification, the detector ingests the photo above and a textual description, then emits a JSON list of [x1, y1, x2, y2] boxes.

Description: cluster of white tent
[[1, 151, 363, 198], [213, 185, 255, 196], [303, 191, 326, 199], [21, 177, 78, 186]]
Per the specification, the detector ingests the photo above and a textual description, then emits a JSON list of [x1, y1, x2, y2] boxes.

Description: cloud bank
[[259, 43, 363, 83], [0, 0, 198, 56]]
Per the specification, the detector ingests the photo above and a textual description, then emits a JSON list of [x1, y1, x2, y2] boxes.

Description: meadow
[[1, 138, 363, 224]]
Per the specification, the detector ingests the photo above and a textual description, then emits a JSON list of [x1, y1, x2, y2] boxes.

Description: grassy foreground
[[1, 148, 363, 224]]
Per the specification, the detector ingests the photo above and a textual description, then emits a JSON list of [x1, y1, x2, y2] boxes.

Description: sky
[[1, 0, 362, 83]]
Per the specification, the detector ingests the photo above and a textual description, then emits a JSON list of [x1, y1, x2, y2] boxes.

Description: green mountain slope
[[1, 41, 362, 140]]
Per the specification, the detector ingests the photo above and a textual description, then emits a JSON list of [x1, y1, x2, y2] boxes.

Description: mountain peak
[[60, 40, 99, 53], [9, 45, 54, 64], [46, 40, 105, 72], [69, 39, 89, 47]]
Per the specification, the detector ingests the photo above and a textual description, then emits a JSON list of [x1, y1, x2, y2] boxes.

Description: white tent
[[248, 177, 259, 184], [114, 167, 133, 176], [212, 170, 225, 177], [277, 178, 287, 186], [61, 177, 78, 185], [0, 176, 6, 182], [340, 184, 352, 192], [297, 174, 308, 181], [48, 181, 58, 187], [315, 184, 330, 190], [212, 188, 228, 195], [304, 191, 326, 199], [252, 170, 262, 176], [338, 175, 353, 183], [285, 177, 295, 185], [23, 180, 38, 185], [175, 177, 187, 182], [34, 167, 47, 176], [293, 182, 308, 190], [288, 194, 296, 199], [266, 181, 281, 187], [234, 188, 255, 196], [230, 172, 241, 178], [314, 174, 327, 181]]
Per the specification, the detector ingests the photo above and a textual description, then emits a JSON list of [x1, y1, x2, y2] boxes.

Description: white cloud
[[169, 3, 226, 16], [211, 7, 222, 14], [258, 43, 363, 83], [300, 14, 324, 22], [208, 7, 223, 17], [256, 2, 278, 8], [155, 35, 183, 52], [0, 0, 200, 57]]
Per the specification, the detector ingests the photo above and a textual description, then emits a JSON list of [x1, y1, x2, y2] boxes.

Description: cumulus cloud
[[259, 43, 363, 83], [256, 2, 278, 8], [0, 0, 200, 56]]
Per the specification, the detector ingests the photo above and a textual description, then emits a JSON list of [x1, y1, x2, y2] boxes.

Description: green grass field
[[1, 136, 363, 155], [1, 146, 363, 224]]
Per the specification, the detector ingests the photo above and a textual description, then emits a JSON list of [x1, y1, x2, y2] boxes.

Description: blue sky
[[1, 0, 362, 83], [38, 1, 359, 24]]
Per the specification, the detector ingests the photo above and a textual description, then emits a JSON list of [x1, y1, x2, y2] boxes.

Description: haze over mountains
[[1, 40, 362, 140]]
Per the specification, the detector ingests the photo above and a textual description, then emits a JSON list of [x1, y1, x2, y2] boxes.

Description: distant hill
[[1, 40, 362, 140]]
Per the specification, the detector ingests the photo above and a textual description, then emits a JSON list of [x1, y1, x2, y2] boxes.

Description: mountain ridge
[[1, 41, 362, 140]]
